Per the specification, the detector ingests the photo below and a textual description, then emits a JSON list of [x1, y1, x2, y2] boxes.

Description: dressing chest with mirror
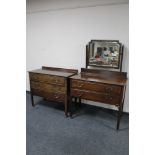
[[69, 40, 127, 129]]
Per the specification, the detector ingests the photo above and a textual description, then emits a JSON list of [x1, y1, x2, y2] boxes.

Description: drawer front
[[29, 73, 65, 85], [71, 79, 122, 95], [30, 81, 66, 93], [71, 89, 121, 105], [31, 89, 65, 102]]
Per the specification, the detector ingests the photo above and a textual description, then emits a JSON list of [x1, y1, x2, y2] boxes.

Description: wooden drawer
[[71, 89, 121, 106], [29, 73, 65, 85], [31, 89, 65, 102], [30, 81, 66, 93], [71, 79, 122, 95]]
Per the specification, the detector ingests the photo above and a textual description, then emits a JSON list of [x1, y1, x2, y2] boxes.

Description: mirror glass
[[88, 40, 121, 68]]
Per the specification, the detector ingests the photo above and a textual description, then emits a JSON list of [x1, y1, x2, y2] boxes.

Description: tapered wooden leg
[[65, 95, 68, 117], [120, 104, 124, 118], [120, 86, 126, 118], [69, 96, 73, 118], [30, 92, 35, 107], [79, 98, 82, 107], [117, 106, 123, 130], [74, 97, 78, 107]]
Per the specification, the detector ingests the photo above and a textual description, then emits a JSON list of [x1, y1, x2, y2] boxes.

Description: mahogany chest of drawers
[[69, 68, 127, 129], [29, 66, 78, 116]]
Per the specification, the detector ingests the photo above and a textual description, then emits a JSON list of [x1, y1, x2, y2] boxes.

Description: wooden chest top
[[29, 68, 77, 78], [70, 72, 127, 86]]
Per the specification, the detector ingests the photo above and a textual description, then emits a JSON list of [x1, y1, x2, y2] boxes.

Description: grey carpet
[[26, 93, 129, 155]]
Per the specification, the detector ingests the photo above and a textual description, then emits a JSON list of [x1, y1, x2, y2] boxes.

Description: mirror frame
[[86, 40, 123, 71]]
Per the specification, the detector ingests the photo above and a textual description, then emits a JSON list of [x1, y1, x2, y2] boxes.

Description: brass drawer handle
[[54, 95, 60, 99], [78, 83, 84, 87], [105, 87, 113, 92], [78, 93, 83, 97], [104, 94, 113, 100], [54, 79, 59, 83]]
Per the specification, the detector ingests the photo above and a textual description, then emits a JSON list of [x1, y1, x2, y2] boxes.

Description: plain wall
[[26, 2, 129, 112]]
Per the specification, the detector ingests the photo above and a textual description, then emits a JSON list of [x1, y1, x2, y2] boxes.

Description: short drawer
[[31, 89, 65, 102], [71, 79, 122, 95], [30, 81, 66, 93], [29, 73, 65, 85], [71, 89, 121, 106]]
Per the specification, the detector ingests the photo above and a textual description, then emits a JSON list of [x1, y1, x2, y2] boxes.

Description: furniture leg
[[30, 92, 35, 107], [120, 103, 124, 117], [117, 105, 123, 130], [79, 98, 82, 107], [74, 97, 78, 107], [69, 96, 73, 118], [64, 95, 68, 117], [121, 85, 126, 117]]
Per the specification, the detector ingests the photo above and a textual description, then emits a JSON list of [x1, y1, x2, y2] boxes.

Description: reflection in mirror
[[88, 40, 122, 69]]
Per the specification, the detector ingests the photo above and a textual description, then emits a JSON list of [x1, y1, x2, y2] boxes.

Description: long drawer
[[71, 89, 121, 105], [30, 81, 66, 93], [71, 79, 122, 95], [29, 73, 65, 86], [31, 88, 65, 102]]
